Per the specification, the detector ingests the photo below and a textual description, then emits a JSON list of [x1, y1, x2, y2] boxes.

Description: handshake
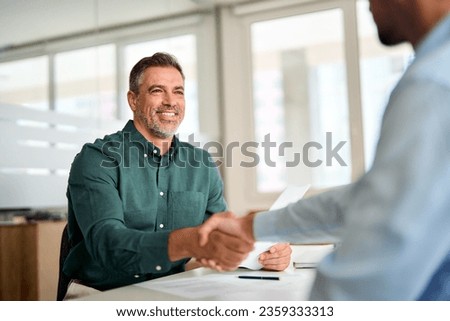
[[168, 212, 291, 272]]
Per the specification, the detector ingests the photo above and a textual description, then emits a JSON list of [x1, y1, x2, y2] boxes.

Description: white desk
[[78, 266, 316, 301], [77, 244, 335, 301]]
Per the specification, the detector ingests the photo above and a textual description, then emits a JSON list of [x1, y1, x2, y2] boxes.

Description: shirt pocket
[[169, 191, 207, 229]]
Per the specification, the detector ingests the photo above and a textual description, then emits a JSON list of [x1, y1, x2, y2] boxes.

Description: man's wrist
[[168, 227, 197, 261]]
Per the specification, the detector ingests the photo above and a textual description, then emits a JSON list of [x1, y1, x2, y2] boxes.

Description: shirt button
[[160, 191, 164, 196], [144, 154, 147, 158], [153, 149, 157, 154], [159, 223, 164, 228], [134, 274, 140, 278], [155, 265, 162, 271]]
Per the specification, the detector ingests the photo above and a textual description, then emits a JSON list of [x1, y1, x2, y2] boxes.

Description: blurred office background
[[0, 0, 413, 214], [0, 0, 412, 299]]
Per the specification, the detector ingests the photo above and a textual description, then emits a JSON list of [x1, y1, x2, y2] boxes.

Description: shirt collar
[[122, 120, 179, 158], [414, 13, 450, 60]]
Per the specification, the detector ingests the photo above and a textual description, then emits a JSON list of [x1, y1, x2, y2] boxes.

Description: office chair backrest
[[56, 224, 72, 301]]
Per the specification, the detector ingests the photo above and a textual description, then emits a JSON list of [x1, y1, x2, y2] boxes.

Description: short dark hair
[[128, 52, 185, 94]]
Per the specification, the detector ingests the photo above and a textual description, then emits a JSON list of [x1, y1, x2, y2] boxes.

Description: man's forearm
[[168, 227, 197, 262]]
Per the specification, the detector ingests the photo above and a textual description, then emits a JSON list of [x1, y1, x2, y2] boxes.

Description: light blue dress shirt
[[254, 14, 450, 300]]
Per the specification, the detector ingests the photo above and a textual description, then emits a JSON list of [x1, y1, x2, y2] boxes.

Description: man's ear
[[127, 90, 137, 112]]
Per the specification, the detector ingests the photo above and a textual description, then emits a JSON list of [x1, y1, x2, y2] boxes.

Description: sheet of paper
[[269, 184, 310, 210], [136, 275, 237, 299], [136, 272, 296, 299], [239, 184, 311, 270], [239, 241, 275, 270]]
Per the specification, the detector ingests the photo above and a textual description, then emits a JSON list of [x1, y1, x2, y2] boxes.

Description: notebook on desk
[[292, 243, 336, 269]]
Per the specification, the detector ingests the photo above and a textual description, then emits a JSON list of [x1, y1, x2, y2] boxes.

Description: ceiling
[[0, 0, 250, 50]]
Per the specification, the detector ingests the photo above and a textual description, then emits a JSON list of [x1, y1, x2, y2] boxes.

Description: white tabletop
[[78, 266, 316, 301], [77, 244, 336, 301]]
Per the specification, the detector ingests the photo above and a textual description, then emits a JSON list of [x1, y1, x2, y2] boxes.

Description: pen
[[238, 276, 280, 281]]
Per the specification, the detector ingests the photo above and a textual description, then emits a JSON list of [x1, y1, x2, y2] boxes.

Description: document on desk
[[239, 184, 310, 270], [136, 272, 298, 299], [136, 274, 236, 299]]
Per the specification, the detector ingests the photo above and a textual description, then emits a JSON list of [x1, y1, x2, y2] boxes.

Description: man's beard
[[135, 108, 181, 139]]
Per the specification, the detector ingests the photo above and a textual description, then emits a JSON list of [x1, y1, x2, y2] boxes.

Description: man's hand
[[199, 229, 253, 271], [197, 212, 291, 271], [168, 226, 253, 271], [198, 211, 255, 246], [259, 243, 292, 271]]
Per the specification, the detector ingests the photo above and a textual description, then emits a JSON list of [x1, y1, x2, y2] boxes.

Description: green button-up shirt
[[63, 120, 226, 290]]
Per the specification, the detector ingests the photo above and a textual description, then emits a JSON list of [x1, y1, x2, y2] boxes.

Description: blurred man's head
[[369, 0, 450, 48]]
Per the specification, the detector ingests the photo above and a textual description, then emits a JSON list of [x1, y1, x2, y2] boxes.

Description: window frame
[[219, 0, 364, 214]]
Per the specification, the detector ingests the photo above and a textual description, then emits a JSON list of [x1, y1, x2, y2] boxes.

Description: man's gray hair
[[129, 52, 185, 94]]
